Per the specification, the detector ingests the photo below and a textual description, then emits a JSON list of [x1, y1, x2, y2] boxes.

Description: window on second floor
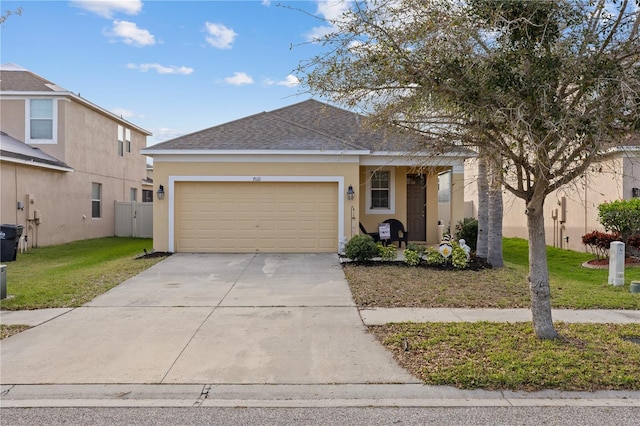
[[92, 183, 102, 218], [126, 128, 131, 153], [27, 99, 57, 144], [117, 125, 124, 156], [130, 188, 137, 202]]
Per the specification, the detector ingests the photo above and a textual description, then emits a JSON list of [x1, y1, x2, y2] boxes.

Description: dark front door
[[407, 174, 427, 241]]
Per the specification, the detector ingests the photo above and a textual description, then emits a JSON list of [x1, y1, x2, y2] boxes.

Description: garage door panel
[[175, 182, 338, 253]]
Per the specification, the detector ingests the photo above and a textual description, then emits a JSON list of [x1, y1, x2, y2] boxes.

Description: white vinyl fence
[[115, 201, 153, 238]]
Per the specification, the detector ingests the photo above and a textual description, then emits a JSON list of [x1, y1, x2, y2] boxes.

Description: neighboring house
[[0, 63, 151, 248], [464, 135, 640, 252], [142, 163, 154, 202], [142, 99, 473, 254]]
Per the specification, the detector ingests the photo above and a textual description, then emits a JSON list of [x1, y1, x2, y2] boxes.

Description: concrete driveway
[[1, 253, 418, 385]]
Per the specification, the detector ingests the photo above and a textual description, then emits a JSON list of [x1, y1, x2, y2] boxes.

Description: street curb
[[2, 384, 639, 408]]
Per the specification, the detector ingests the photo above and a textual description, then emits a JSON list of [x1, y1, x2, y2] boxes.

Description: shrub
[[455, 217, 478, 251], [377, 243, 398, 261], [403, 248, 422, 266], [406, 243, 427, 257], [425, 247, 446, 266], [581, 231, 621, 259], [598, 198, 640, 244], [451, 242, 468, 269], [627, 235, 640, 250], [345, 234, 379, 261]]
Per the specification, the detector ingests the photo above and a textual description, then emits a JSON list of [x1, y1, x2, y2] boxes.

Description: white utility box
[[608, 241, 625, 286]]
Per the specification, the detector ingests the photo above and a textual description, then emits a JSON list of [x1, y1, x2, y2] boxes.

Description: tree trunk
[[476, 150, 489, 260], [526, 197, 559, 340], [487, 155, 504, 267]]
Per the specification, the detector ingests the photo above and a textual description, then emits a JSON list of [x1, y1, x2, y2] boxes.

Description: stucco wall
[[464, 153, 640, 252]]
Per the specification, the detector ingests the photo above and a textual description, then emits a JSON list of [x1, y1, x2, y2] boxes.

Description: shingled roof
[[0, 63, 66, 92], [0, 131, 73, 171], [144, 99, 426, 153]]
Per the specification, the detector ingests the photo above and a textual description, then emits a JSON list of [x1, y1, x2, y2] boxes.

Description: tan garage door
[[175, 182, 338, 253]]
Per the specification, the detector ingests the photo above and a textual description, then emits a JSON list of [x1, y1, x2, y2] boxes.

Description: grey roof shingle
[[144, 99, 429, 153], [0, 64, 62, 92], [0, 131, 72, 170]]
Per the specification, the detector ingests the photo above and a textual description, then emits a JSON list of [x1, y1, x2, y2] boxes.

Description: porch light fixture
[[157, 185, 165, 200], [347, 185, 355, 200]]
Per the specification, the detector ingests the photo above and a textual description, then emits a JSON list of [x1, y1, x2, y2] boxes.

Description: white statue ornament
[[459, 239, 471, 260]]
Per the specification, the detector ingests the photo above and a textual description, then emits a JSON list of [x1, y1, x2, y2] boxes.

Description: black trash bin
[[0, 224, 24, 262]]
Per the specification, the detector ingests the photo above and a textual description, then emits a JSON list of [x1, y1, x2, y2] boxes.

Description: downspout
[[584, 173, 588, 252]]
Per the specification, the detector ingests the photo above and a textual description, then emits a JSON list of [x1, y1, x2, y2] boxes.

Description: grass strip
[[0, 324, 30, 339], [371, 322, 640, 391]]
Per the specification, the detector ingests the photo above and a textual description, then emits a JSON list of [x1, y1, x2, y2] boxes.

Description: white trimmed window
[[366, 168, 395, 214], [117, 125, 124, 156], [130, 188, 137, 202], [125, 128, 131, 153], [92, 183, 102, 218], [26, 99, 57, 144]]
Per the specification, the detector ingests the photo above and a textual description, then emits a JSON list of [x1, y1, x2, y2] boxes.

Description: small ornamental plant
[[451, 242, 468, 269], [345, 234, 379, 261], [425, 247, 446, 266], [403, 248, 421, 266], [581, 231, 620, 259], [377, 243, 398, 261]]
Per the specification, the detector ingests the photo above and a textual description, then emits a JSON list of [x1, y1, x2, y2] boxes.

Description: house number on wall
[[252, 177, 261, 182]]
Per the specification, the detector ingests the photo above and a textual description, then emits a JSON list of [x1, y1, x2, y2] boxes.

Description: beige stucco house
[[0, 64, 151, 248], [464, 136, 640, 252], [142, 100, 473, 253]]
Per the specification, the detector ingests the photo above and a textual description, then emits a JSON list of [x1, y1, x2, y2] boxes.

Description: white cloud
[[304, 0, 354, 42], [106, 20, 155, 47], [265, 74, 300, 87], [71, 0, 142, 18], [127, 63, 194, 75], [205, 22, 237, 49], [224, 72, 254, 86], [262, 0, 271, 5]]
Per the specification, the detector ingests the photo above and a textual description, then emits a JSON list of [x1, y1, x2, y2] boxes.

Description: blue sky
[[1, 0, 350, 145]]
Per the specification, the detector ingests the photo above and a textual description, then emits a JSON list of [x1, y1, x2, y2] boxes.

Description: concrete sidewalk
[[3, 307, 640, 327], [359, 307, 640, 325]]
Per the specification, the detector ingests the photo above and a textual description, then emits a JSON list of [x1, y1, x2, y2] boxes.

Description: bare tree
[[0, 6, 21, 25], [298, 0, 640, 339]]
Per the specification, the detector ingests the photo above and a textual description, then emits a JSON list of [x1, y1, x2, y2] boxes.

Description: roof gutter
[[0, 155, 74, 172], [140, 149, 371, 156]]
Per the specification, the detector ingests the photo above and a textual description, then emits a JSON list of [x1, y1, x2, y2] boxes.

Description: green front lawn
[[0, 237, 165, 310], [346, 237, 640, 390], [344, 237, 640, 309]]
